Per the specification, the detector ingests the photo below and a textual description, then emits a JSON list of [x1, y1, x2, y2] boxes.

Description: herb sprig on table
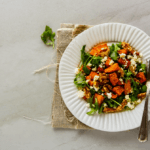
[[41, 25, 55, 48]]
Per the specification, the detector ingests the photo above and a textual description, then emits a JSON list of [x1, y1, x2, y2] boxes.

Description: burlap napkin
[[51, 23, 93, 129]]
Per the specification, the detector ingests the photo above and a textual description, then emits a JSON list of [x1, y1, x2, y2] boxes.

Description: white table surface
[[1, 0, 150, 149]]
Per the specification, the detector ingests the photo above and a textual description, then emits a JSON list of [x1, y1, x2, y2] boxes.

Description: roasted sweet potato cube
[[94, 93, 105, 106], [136, 72, 147, 83], [124, 80, 131, 95], [117, 80, 124, 86], [105, 57, 112, 68], [118, 58, 130, 69], [89, 81, 93, 86], [104, 63, 120, 73], [86, 76, 91, 80], [97, 67, 104, 73], [111, 93, 118, 99], [118, 49, 128, 54], [109, 72, 119, 86], [112, 86, 124, 96], [89, 71, 99, 80]]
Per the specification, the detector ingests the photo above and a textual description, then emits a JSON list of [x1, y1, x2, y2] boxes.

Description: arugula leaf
[[81, 45, 91, 65], [110, 44, 115, 54], [107, 101, 114, 108], [90, 56, 102, 67], [90, 88, 96, 95], [141, 85, 147, 92], [87, 96, 94, 108], [110, 99, 121, 106], [130, 95, 137, 101], [83, 64, 90, 75], [109, 44, 120, 61], [86, 108, 97, 115], [117, 95, 125, 104], [74, 72, 87, 88], [95, 98, 99, 111], [41, 25, 55, 48], [137, 63, 146, 73], [116, 42, 122, 49], [98, 103, 104, 114]]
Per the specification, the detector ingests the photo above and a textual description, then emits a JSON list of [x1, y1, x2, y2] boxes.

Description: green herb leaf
[[117, 95, 125, 104], [141, 85, 147, 92], [87, 96, 94, 108], [98, 103, 104, 114], [83, 64, 90, 75], [95, 98, 99, 111], [74, 72, 87, 88], [109, 44, 120, 61], [110, 99, 121, 106], [41, 25, 55, 48], [116, 42, 122, 49], [90, 56, 102, 67], [86, 108, 97, 115], [81, 45, 91, 65]]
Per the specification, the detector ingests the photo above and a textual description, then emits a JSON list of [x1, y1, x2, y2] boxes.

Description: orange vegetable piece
[[130, 50, 139, 55], [118, 49, 128, 54], [90, 43, 108, 56], [89, 81, 94, 86], [111, 93, 118, 99], [117, 80, 124, 86], [105, 57, 112, 68], [104, 63, 120, 73], [136, 72, 147, 83], [86, 66, 91, 70], [89, 71, 99, 80], [112, 86, 124, 96], [86, 76, 91, 80], [124, 80, 131, 95], [109, 72, 119, 86], [79, 65, 83, 71], [97, 67, 104, 73], [118, 58, 130, 69], [94, 93, 105, 106]]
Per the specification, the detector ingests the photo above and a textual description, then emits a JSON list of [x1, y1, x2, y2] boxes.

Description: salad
[[74, 42, 147, 115]]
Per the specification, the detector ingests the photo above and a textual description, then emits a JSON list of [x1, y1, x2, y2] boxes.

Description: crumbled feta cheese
[[137, 99, 141, 104], [99, 64, 103, 68], [127, 55, 133, 59], [113, 107, 117, 109], [106, 92, 112, 99], [127, 102, 135, 109], [93, 86, 99, 91], [86, 103, 90, 108], [139, 53, 143, 57], [101, 47, 107, 50], [103, 103, 107, 107], [86, 79, 90, 83], [119, 53, 126, 58], [133, 55, 138, 61], [139, 68, 143, 71], [101, 56, 107, 62], [77, 90, 85, 98], [109, 60, 114, 65], [131, 59, 137, 67], [133, 51, 137, 56], [87, 63, 92, 67], [90, 86, 94, 89], [101, 93, 104, 96], [119, 78, 123, 82], [94, 75, 99, 81], [92, 67, 97, 71], [136, 58, 142, 63], [75, 68, 79, 74], [130, 88, 133, 93], [125, 95, 130, 100]]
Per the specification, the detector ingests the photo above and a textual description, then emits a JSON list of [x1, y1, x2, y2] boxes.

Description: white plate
[[59, 23, 150, 132]]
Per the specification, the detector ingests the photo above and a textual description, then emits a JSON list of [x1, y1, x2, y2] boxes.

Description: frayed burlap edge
[[51, 23, 93, 129]]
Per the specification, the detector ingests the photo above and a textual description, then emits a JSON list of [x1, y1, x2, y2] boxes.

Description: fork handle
[[138, 95, 149, 142]]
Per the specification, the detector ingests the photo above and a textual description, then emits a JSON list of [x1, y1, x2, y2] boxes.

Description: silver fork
[[138, 59, 150, 142]]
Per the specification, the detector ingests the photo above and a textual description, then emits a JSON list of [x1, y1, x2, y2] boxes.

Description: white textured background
[[1, 0, 150, 149]]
